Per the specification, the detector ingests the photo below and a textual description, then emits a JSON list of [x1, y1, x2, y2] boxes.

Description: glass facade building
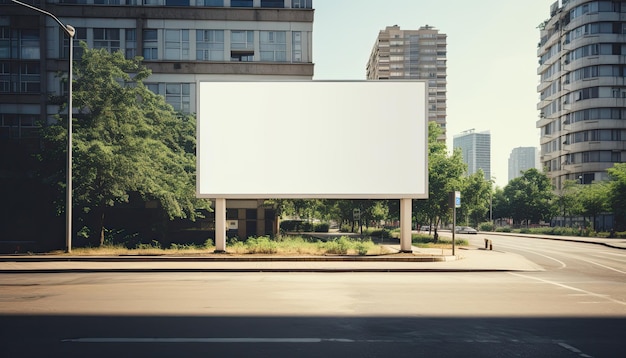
[[508, 147, 541, 182], [453, 129, 491, 180]]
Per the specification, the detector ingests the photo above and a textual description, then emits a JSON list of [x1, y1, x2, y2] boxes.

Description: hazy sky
[[312, 0, 555, 188]]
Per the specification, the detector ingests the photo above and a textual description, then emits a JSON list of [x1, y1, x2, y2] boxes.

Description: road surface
[[1, 235, 624, 357]]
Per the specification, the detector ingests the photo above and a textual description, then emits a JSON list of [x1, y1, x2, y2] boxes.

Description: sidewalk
[[0, 245, 542, 273], [0, 233, 622, 273], [478, 231, 626, 250]]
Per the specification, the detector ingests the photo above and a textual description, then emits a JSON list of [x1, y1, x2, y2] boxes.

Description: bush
[[339, 224, 353, 233], [280, 220, 303, 232], [495, 226, 512, 233], [355, 240, 373, 256], [245, 236, 277, 254], [478, 222, 494, 232], [314, 223, 330, 232], [322, 236, 351, 255], [368, 229, 392, 239]]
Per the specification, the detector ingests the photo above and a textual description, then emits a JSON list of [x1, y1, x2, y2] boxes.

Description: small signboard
[[353, 208, 361, 221]]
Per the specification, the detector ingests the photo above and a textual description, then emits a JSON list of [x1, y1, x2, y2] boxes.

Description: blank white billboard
[[196, 81, 428, 199]]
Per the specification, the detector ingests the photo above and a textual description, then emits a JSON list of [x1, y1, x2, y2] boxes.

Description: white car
[[455, 226, 478, 234]]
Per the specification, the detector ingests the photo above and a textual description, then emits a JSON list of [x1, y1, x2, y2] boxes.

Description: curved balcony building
[[537, 0, 626, 189]]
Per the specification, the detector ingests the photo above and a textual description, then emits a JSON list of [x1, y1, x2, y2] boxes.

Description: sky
[[311, 0, 556, 188]]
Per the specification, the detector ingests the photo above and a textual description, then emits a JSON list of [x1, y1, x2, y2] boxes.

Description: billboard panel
[[196, 81, 427, 199]]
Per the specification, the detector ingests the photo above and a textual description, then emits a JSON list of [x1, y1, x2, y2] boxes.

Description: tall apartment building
[[366, 25, 447, 138], [537, 0, 626, 189], [1, 0, 314, 244], [508, 146, 541, 182], [453, 129, 491, 180]]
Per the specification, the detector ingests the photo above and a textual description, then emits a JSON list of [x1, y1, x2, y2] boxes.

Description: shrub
[[245, 236, 277, 254], [495, 226, 512, 233], [478, 222, 494, 232], [136, 240, 161, 250], [314, 223, 330, 232], [322, 236, 351, 255], [339, 224, 353, 233], [355, 240, 373, 256], [279, 220, 303, 232], [368, 229, 392, 239]]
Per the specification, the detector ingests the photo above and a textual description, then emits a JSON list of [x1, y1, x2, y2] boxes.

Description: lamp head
[[65, 25, 76, 38]]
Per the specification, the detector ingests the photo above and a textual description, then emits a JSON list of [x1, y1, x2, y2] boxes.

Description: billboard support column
[[215, 198, 226, 253], [400, 198, 412, 253]]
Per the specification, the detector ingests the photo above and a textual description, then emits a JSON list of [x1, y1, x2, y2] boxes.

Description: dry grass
[[53, 236, 394, 256]]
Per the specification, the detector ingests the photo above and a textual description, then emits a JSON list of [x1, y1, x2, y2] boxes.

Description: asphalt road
[[1, 236, 625, 358]]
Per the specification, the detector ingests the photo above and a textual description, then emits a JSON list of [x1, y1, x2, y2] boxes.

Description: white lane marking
[[497, 243, 567, 269], [557, 342, 594, 357], [63, 338, 323, 343], [510, 273, 626, 306], [574, 257, 626, 274], [62, 337, 413, 344]]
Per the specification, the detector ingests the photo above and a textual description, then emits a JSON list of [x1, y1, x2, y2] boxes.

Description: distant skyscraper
[[453, 129, 491, 179], [508, 147, 541, 182], [366, 25, 447, 138], [537, 0, 626, 189]]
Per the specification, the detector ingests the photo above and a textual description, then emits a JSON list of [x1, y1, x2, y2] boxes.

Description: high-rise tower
[[367, 25, 447, 138], [537, 0, 626, 189]]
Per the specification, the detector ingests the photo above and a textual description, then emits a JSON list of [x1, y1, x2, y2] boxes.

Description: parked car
[[455, 226, 478, 234]]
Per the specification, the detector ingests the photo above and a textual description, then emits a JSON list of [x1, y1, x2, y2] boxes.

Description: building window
[[20, 62, 40, 93], [292, 31, 302, 62], [164, 30, 189, 60], [198, 0, 223, 5], [231, 0, 253, 6], [93, 28, 120, 52], [261, 0, 284, 7], [0, 61, 9, 92], [196, 30, 224, 61], [165, 83, 190, 112], [94, 0, 122, 4], [0, 114, 39, 140], [0, 28, 40, 60], [125, 29, 136, 58], [1, 62, 41, 93], [0, 27, 11, 59], [231, 30, 254, 61], [143, 29, 158, 60], [291, 0, 311, 8], [260, 31, 286, 62], [166, 0, 190, 5]]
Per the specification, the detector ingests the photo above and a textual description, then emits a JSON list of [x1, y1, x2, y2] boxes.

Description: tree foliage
[[414, 122, 465, 238], [502, 168, 555, 225], [607, 163, 626, 230], [458, 169, 491, 227], [41, 45, 209, 245], [577, 182, 610, 230]]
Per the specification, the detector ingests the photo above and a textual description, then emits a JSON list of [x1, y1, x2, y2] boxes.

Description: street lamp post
[[12, 0, 75, 253]]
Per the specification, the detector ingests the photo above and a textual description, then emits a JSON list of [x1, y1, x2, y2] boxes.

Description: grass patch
[[411, 233, 468, 248], [62, 236, 390, 256]]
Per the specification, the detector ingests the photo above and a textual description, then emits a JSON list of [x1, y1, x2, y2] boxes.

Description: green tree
[[459, 170, 490, 227], [414, 122, 465, 239], [41, 45, 209, 245], [491, 186, 508, 223], [607, 163, 626, 231], [555, 180, 583, 227], [503, 168, 555, 226], [578, 182, 610, 231]]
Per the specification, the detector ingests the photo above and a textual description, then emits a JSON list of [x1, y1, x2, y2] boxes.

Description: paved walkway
[[0, 233, 623, 273]]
